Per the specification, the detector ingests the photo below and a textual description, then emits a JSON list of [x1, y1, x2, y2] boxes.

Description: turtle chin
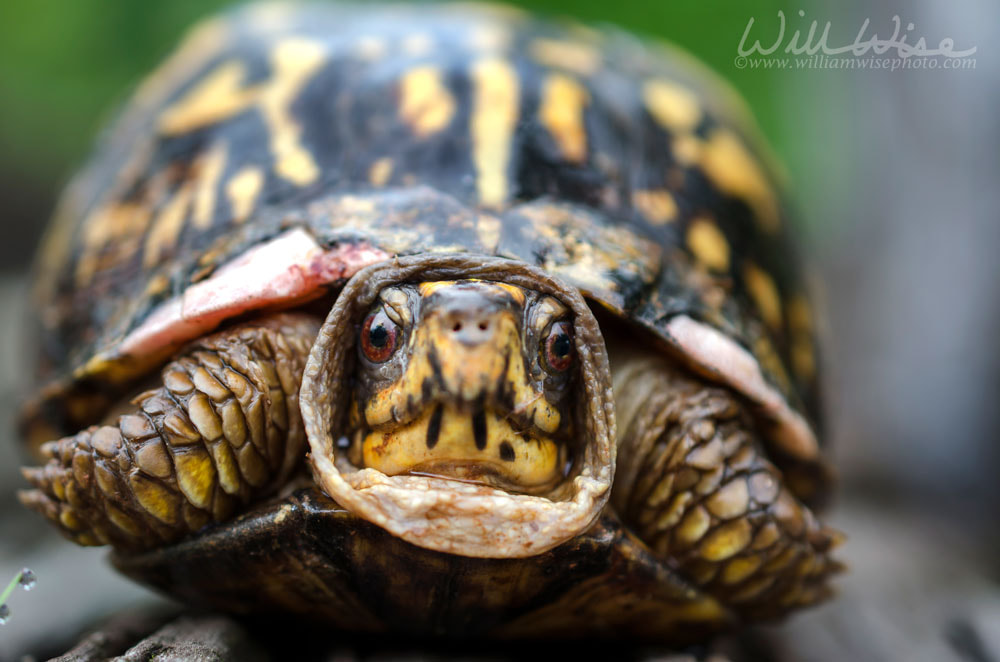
[[352, 404, 568, 494], [299, 255, 615, 559]]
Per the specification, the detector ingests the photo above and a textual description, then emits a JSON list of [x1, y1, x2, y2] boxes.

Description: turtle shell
[[26, 4, 829, 500]]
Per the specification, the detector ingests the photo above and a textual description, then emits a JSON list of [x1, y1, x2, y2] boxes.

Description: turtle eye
[[542, 320, 575, 373], [361, 308, 400, 363]]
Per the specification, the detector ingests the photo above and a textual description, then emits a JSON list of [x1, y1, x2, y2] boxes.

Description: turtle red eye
[[542, 320, 575, 373], [361, 308, 400, 363]]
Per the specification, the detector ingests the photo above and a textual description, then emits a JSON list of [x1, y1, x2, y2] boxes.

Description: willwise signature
[[738, 11, 977, 58]]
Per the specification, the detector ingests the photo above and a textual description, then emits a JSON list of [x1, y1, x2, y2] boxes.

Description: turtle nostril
[[446, 312, 496, 346]]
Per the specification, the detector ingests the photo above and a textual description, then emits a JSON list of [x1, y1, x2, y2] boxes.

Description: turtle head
[[349, 280, 575, 493], [300, 256, 615, 558]]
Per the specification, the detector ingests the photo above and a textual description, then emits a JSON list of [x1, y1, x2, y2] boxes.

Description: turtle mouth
[[299, 255, 615, 559], [350, 404, 568, 493]]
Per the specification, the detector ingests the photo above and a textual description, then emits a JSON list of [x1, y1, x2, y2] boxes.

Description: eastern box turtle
[[18, 2, 841, 643]]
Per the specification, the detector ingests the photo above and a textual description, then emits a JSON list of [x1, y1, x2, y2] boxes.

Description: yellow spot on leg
[[471, 58, 519, 208], [687, 217, 731, 271], [643, 79, 702, 132], [700, 519, 752, 561], [539, 73, 589, 163], [129, 473, 179, 525], [633, 189, 678, 225], [399, 66, 456, 138], [174, 448, 216, 510], [743, 262, 784, 330], [226, 166, 264, 223]]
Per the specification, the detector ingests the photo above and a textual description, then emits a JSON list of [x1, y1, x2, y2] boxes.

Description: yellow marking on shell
[[539, 73, 589, 163], [687, 217, 731, 271], [633, 189, 677, 225], [529, 38, 601, 75], [158, 61, 256, 134], [264, 39, 326, 185], [399, 66, 457, 138], [672, 133, 702, 165], [787, 295, 814, 332], [132, 17, 230, 116], [787, 295, 817, 381], [475, 214, 502, 253], [791, 339, 816, 382], [470, 58, 519, 208], [643, 79, 703, 132], [74, 202, 153, 286], [143, 274, 170, 298], [402, 32, 433, 56], [192, 142, 227, 229], [159, 39, 326, 187], [743, 262, 784, 329], [143, 184, 193, 269], [700, 130, 781, 233], [368, 157, 394, 187], [59, 17, 219, 288], [226, 166, 264, 223], [753, 335, 792, 393]]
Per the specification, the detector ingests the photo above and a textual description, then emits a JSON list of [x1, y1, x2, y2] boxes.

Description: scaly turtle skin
[[19, 3, 840, 643]]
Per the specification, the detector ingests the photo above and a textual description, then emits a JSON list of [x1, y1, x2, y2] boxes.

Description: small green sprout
[[0, 568, 36, 624]]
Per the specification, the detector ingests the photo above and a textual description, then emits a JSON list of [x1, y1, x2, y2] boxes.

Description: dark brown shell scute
[[30, 4, 821, 464]]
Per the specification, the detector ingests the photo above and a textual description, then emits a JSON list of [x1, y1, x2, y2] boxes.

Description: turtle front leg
[[609, 348, 843, 621], [19, 313, 320, 550]]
